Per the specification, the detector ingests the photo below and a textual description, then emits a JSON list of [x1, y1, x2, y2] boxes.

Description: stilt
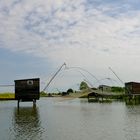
[[134, 95, 136, 103], [129, 95, 131, 102], [33, 99, 36, 107], [101, 96, 103, 101], [17, 100, 20, 108]]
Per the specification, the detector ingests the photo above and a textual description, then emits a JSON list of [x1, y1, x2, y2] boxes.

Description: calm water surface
[[0, 98, 140, 140]]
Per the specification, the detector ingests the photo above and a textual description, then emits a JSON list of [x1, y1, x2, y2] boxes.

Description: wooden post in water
[[101, 96, 103, 102], [88, 95, 89, 102], [17, 100, 20, 108], [33, 99, 36, 107]]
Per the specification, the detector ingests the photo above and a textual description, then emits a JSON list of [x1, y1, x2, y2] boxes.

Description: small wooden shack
[[98, 85, 111, 92], [125, 82, 140, 95], [15, 78, 40, 103]]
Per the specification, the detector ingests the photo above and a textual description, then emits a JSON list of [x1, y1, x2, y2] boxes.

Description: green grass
[[0, 93, 15, 99]]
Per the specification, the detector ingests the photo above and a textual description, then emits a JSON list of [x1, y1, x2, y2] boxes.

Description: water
[[1, 98, 140, 140]]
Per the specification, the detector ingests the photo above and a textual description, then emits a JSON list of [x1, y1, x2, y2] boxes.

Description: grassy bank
[[0, 91, 126, 101], [0, 93, 15, 100]]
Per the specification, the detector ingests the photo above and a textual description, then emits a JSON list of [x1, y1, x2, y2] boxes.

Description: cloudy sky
[[0, 0, 140, 92]]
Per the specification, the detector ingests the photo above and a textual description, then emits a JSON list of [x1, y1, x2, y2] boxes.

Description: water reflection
[[2, 98, 140, 140], [125, 99, 140, 105], [12, 106, 43, 140]]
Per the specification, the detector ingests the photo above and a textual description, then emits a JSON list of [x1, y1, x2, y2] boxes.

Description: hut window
[[27, 80, 33, 85]]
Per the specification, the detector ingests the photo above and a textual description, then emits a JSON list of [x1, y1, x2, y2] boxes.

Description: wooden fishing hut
[[125, 82, 140, 95], [15, 78, 40, 107], [125, 82, 140, 102]]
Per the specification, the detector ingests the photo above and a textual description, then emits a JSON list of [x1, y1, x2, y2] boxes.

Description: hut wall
[[15, 78, 40, 101]]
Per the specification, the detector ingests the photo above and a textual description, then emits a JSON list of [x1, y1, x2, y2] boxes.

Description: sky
[[0, 0, 140, 92]]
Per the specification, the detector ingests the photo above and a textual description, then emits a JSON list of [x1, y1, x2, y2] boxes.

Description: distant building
[[98, 85, 111, 92]]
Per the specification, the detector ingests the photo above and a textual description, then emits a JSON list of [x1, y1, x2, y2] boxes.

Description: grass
[[0, 93, 15, 99]]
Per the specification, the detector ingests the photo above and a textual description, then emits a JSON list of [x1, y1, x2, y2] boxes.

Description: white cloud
[[1, 0, 140, 91]]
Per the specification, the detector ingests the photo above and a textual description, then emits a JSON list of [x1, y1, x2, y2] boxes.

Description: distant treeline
[[111, 86, 125, 92]]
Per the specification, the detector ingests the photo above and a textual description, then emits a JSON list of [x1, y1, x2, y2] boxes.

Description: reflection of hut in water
[[13, 106, 43, 140]]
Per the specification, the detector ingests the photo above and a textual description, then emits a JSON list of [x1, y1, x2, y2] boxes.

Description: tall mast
[[43, 63, 66, 92]]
